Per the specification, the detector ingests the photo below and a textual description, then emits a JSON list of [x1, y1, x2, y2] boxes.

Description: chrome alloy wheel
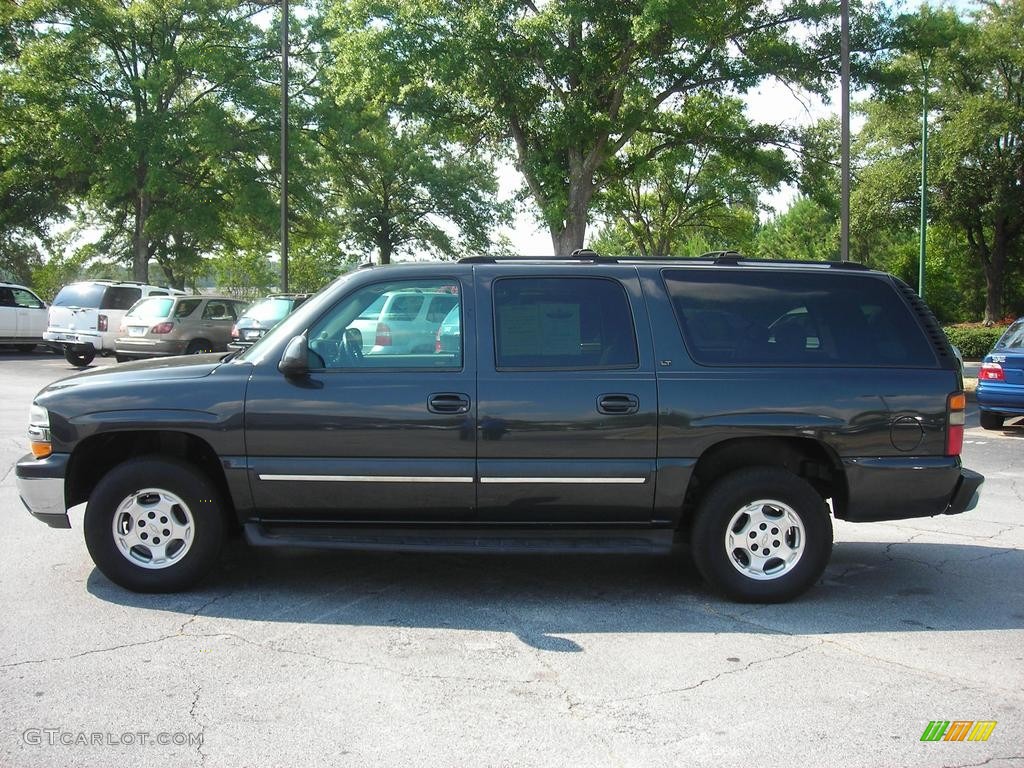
[[724, 499, 806, 581], [111, 488, 195, 569]]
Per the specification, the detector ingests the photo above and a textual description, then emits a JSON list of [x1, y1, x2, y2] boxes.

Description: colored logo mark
[[920, 721, 997, 742]]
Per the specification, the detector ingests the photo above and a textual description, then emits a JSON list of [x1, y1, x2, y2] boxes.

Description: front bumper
[[841, 457, 983, 522], [15, 453, 70, 529]]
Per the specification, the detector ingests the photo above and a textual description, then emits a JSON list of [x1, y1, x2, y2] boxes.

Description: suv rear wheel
[[84, 457, 226, 592], [691, 467, 832, 602], [64, 347, 95, 367]]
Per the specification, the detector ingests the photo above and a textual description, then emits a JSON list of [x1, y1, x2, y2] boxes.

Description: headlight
[[28, 403, 51, 458]]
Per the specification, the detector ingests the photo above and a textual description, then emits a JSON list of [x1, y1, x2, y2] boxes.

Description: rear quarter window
[[662, 269, 937, 368], [100, 286, 143, 310]]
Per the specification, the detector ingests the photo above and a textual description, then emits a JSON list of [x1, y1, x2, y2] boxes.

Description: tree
[[593, 95, 787, 256], [290, 8, 508, 266], [753, 197, 837, 261], [327, 0, 846, 255], [863, 4, 1024, 323], [311, 104, 508, 264], [7, 0, 279, 285]]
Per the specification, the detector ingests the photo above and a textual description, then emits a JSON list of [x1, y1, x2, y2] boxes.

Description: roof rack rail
[[459, 249, 605, 264], [701, 252, 870, 270]]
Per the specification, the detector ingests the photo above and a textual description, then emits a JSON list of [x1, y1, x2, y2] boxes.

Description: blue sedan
[[977, 317, 1024, 430]]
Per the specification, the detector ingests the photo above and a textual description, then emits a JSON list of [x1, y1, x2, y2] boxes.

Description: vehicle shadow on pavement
[[86, 540, 1024, 651]]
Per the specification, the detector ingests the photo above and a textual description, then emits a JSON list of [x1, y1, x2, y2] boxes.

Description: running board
[[244, 523, 674, 555]]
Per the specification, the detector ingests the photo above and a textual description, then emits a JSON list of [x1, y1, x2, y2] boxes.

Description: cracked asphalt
[[1, 350, 1022, 768]]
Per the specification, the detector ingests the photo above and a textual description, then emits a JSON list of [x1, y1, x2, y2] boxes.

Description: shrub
[[943, 324, 1009, 359]]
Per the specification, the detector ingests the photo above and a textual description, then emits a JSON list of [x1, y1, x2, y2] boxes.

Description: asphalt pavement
[[1, 349, 1022, 768]]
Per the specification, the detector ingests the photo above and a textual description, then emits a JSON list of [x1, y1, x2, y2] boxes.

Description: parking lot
[[1, 349, 1022, 768]]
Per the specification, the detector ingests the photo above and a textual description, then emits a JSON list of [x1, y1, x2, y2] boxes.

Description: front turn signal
[[28, 403, 51, 459]]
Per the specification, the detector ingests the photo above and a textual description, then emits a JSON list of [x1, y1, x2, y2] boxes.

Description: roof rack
[[458, 249, 871, 270], [459, 249, 604, 264], [703, 252, 870, 270]]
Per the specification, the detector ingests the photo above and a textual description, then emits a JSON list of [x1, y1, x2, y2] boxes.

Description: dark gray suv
[[16, 254, 982, 602]]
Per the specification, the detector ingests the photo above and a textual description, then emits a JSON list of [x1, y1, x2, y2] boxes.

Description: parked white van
[[44, 280, 184, 366], [0, 282, 48, 351]]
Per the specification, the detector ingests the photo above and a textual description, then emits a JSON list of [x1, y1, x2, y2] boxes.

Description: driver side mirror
[[278, 335, 310, 377]]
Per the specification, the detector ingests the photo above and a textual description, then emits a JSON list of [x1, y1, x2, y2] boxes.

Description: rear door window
[[662, 269, 937, 367], [383, 294, 425, 322], [492, 277, 638, 369], [100, 287, 142, 310]]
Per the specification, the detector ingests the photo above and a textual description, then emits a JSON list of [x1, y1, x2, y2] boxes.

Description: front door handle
[[597, 393, 639, 415], [428, 392, 471, 414]]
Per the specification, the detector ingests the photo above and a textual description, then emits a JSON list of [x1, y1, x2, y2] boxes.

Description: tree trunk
[[132, 189, 151, 283], [377, 239, 393, 265], [982, 233, 1007, 326], [549, 174, 593, 255]]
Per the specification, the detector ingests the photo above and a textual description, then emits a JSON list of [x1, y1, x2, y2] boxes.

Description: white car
[[44, 280, 184, 367], [347, 289, 460, 355], [0, 282, 48, 351]]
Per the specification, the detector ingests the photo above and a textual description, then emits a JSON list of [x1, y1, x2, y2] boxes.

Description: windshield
[[126, 297, 174, 320], [241, 298, 293, 324], [237, 276, 355, 362], [53, 283, 106, 308]]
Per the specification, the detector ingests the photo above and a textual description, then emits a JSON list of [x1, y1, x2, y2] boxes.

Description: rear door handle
[[597, 393, 639, 415], [428, 392, 471, 414]]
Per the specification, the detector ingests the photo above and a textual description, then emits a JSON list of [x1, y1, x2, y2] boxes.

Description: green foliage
[[943, 324, 1009, 359], [210, 230, 278, 299], [29, 249, 89, 303], [861, 3, 1024, 323], [594, 96, 787, 257], [6, 0, 279, 285], [326, 0, 845, 253], [753, 198, 838, 261]]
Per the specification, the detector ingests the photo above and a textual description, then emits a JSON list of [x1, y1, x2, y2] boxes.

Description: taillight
[[231, 325, 238, 339], [979, 362, 1005, 381], [946, 392, 966, 457], [435, 327, 442, 353], [375, 322, 392, 346], [97, 314, 108, 332], [151, 322, 174, 334]]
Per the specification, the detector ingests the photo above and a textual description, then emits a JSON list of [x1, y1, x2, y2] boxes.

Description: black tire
[[64, 347, 95, 367], [16, 343, 35, 353], [979, 411, 1004, 431], [691, 467, 833, 603], [84, 457, 226, 592], [185, 339, 212, 354]]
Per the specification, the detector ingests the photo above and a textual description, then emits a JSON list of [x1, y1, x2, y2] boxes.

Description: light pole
[[280, 0, 289, 292], [840, 0, 850, 262], [918, 57, 930, 298]]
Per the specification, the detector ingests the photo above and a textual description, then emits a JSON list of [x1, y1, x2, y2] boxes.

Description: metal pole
[[840, 0, 850, 262], [280, 0, 289, 292], [919, 59, 929, 298]]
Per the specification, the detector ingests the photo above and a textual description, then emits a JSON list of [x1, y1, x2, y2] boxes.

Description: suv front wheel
[[691, 467, 833, 603], [84, 457, 226, 592]]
